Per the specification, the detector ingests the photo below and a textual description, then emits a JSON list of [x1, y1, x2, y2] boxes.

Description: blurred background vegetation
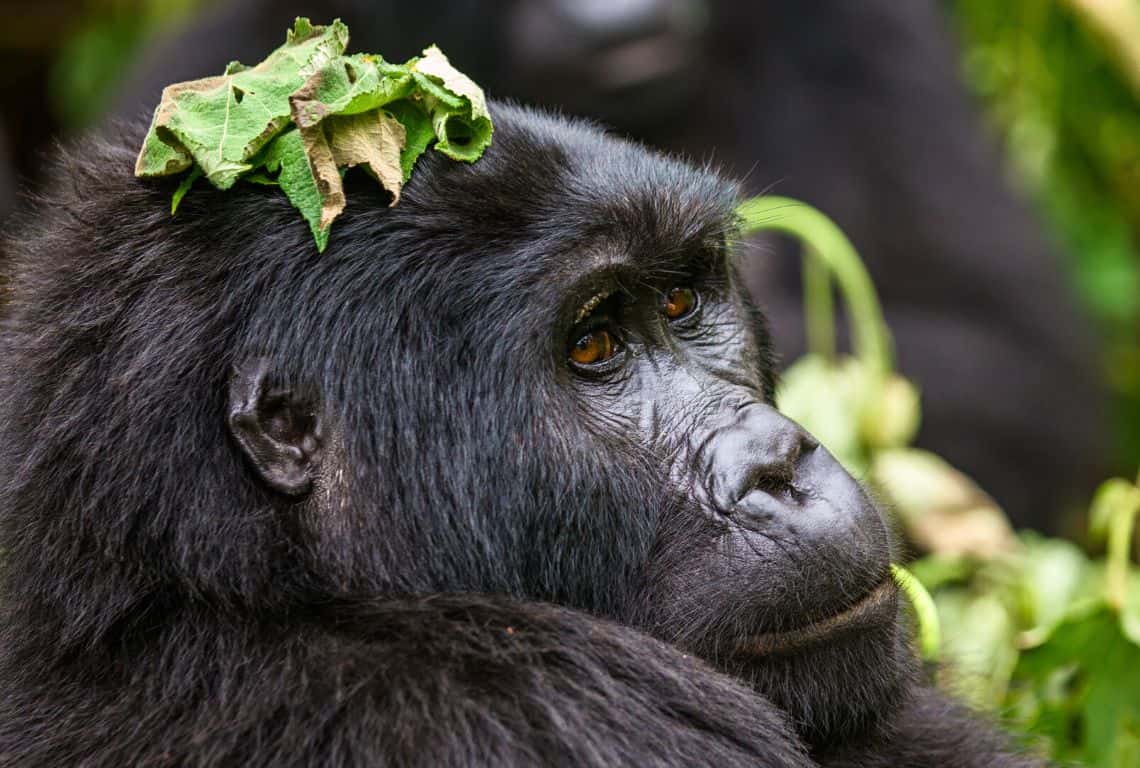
[[951, 0, 1140, 472], [2, 0, 1140, 764]]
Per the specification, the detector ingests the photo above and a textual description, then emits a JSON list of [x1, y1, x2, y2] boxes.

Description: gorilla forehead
[[229, 103, 745, 379], [10, 104, 736, 370], [364, 104, 740, 298]]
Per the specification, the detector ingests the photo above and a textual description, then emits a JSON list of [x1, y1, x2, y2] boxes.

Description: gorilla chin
[[639, 557, 908, 748], [730, 583, 909, 747], [646, 547, 907, 747]]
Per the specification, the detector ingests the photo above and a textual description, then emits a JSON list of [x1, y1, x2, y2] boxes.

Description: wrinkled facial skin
[[552, 248, 903, 746]]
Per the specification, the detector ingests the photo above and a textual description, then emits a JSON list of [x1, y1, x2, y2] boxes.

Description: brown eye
[[569, 329, 618, 366], [663, 287, 698, 321]]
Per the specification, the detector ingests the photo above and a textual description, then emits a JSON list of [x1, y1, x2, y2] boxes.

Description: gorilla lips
[[735, 579, 899, 657]]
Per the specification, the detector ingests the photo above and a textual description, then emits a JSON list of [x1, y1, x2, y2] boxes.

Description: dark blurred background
[[1, 0, 1138, 535]]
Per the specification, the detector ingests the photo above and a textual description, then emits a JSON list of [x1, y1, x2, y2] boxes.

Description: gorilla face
[[219, 105, 901, 745], [541, 210, 903, 746], [553, 239, 894, 626], [540, 184, 900, 748]]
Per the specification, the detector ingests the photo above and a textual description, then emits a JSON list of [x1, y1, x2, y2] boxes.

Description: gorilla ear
[[227, 358, 323, 497]]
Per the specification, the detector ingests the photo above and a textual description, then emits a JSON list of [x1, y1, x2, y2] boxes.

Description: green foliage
[[949, 0, 1140, 468], [739, 195, 1140, 765], [911, 480, 1140, 767], [49, 0, 207, 131], [136, 18, 493, 251]]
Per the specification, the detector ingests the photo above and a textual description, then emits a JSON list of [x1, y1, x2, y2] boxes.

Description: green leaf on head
[[135, 18, 493, 252]]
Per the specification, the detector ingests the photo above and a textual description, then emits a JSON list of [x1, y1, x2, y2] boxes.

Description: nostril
[[732, 431, 815, 506], [735, 462, 796, 506], [700, 408, 819, 513]]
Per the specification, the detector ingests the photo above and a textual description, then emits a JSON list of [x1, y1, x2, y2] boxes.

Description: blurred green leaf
[[873, 448, 1016, 558], [1016, 533, 1091, 641], [935, 590, 1019, 708], [860, 373, 921, 450], [910, 554, 977, 592], [776, 355, 868, 475], [1015, 605, 1140, 767]]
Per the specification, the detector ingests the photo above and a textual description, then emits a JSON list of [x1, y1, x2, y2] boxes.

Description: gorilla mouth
[[735, 579, 898, 658]]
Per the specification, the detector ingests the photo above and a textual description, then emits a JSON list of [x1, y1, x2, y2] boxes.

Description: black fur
[[0, 105, 1039, 766]]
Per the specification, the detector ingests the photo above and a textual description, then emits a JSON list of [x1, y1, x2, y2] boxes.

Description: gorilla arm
[[296, 594, 814, 767], [0, 595, 814, 767]]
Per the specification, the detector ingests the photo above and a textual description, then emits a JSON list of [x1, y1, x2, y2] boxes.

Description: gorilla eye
[[663, 287, 699, 321], [569, 329, 620, 367]]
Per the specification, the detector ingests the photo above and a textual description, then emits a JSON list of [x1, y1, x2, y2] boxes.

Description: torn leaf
[[135, 18, 494, 251]]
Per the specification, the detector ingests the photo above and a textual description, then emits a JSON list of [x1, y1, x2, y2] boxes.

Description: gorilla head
[[0, 104, 1026, 766], [225, 104, 899, 742]]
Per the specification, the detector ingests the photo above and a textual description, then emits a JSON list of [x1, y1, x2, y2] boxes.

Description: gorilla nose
[[701, 404, 819, 513]]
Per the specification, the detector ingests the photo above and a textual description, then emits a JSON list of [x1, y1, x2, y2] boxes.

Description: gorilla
[[111, 0, 1108, 532], [0, 105, 1039, 766]]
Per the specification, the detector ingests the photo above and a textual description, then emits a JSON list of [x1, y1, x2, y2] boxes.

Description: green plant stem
[[1106, 472, 1140, 610], [891, 563, 942, 661], [802, 248, 837, 361], [736, 196, 894, 373]]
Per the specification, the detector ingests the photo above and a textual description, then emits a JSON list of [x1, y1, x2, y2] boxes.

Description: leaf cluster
[[911, 476, 1140, 768], [135, 18, 493, 251]]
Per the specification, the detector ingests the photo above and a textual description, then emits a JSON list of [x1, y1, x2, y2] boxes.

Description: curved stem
[[1106, 474, 1140, 610], [736, 196, 894, 373], [803, 247, 837, 361], [891, 563, 942, 662]]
